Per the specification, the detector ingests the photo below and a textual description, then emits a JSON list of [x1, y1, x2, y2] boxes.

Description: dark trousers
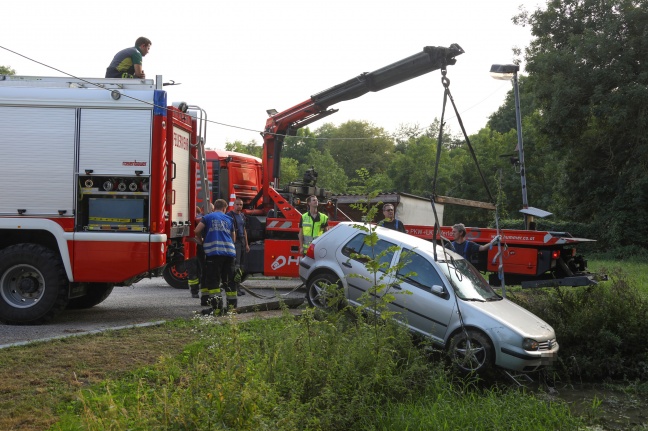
[[204, 254, 234, 295], [233, 240, 246, 271], [187, 245, 205, 291]]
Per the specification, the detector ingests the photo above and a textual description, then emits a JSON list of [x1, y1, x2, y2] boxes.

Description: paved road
[[0, 277, 305, 348]]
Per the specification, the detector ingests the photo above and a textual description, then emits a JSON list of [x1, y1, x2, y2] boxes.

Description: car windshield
[[438, 258, 501, 302]]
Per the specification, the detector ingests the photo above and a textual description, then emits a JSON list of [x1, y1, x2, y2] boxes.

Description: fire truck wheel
[[447, 329, 494, 375], [66, 283, 114, 309], [306, 272, 344, 311], [163, 262, 189, 289], [0, 244, 69, 325]]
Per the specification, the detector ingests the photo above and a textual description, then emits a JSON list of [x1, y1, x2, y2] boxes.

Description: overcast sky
[[1, 0, 543, 149]]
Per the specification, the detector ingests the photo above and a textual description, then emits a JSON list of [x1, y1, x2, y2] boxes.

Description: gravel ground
[[0, 277, 306, 348]]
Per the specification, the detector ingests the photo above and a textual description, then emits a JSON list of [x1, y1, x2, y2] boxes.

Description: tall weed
[[511, 267, 648, 381]]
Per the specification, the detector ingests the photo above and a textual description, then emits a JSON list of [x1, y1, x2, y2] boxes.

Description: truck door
[[169, 123, 192, 237]]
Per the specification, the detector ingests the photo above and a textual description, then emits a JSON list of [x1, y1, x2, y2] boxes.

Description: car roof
[[332, 221, 462, 261]]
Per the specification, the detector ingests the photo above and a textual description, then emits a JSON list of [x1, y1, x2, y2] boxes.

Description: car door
[[388, 248, 455, 344], [335, 233, 397, 306]]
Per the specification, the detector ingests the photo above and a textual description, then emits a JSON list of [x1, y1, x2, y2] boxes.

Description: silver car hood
[[462, 298, 555, 338]]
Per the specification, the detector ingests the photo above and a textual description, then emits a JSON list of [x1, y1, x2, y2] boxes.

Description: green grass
[[588, 259, 648, 295], [49, 309, 583, 431]]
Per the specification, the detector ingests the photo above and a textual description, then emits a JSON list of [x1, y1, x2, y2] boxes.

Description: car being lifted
[[299, 222, 559, 375]]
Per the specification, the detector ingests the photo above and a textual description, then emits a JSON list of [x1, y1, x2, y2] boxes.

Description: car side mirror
[[431, 284, 445, 296]]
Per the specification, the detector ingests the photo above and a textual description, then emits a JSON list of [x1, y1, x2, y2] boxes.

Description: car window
[[397, 249, 445, 291], [438, 259, 500, 301], [341, 233, 396, 270]]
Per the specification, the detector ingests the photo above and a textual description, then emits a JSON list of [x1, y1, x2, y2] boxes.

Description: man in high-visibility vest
[[298, 195, 329, 255]]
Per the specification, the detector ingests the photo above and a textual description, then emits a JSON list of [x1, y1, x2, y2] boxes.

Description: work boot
[[226, 297, 238, 313], [211, 295, 224, 316], [200, 294, 211, 307], [188, 278, 200, 298], [234, 269, 245, 296], [200, 285, 210, 303]]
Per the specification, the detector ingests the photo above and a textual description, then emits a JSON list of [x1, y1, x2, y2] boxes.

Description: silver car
[[298, 222, 558, 374]]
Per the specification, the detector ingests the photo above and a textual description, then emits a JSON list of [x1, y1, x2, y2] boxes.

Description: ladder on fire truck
[[0, 74, 156, 90], [185, 105, 211, 215]]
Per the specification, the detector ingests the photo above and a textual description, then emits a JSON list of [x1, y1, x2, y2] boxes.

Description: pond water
[[534, 382, 648, 430]]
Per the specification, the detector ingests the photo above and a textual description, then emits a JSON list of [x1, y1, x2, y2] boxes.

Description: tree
[[0, 65, 16, 75], [487, 75, 537, 134], [316, 121, 394, 179], [304, 149, 348, 194], [278, 157, 300, 187], [282, 127, 321, 166], [518, 0, 648, 247], [224, 140, 262, 158], [389, 135, 448, 197]]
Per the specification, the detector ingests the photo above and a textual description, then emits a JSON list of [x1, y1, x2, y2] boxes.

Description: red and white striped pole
[[228, 193, 236, 211]]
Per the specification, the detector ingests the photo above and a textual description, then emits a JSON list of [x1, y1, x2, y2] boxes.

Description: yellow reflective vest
[[301, 211, 328, 254]]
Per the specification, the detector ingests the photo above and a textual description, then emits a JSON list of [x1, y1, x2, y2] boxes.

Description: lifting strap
[[429, 68, 506, 294]]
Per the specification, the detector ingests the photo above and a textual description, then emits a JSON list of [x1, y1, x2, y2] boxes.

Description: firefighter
[[186, 206, 205, 299], [194, 199, 236, 315], [298, 195, 329, 255], [226, 198, 249, 296], [105, 37, 151, 79]]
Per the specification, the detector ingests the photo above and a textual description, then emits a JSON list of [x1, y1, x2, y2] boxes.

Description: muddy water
[[543, 383, 648, 430]]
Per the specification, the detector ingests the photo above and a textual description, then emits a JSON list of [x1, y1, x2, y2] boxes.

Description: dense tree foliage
[[224, 140, 262, 158], [281, 128, 321, 165], [316, 121, 394, 179], [487, 75, 536, 134], [305, 149, 348, 194], [0, 65, 15, 75], [518, 0, 648, 249]]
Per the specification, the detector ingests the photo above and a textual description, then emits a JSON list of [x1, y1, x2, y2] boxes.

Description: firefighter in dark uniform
[[226, 198, 249, 296], [187, 206, 205, 299]]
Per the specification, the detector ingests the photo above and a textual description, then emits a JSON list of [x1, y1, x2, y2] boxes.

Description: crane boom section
[[262, 44, 464, 208]]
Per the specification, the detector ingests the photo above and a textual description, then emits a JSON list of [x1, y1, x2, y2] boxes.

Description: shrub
[[510, 268, 648, 382]]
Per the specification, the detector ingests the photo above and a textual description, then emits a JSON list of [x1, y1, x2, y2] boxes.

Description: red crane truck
[[164, 45, 464, 284], [0, 75, 204, 324], [185, 44, 601, 289]]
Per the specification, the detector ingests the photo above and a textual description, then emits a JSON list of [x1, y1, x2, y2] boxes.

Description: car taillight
[[306, 243, 315, 259], [551, 250, 561, 260]]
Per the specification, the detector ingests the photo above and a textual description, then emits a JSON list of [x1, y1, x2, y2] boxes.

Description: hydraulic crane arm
[[262, 43, 464, 209], [312, 44, 464, 108]]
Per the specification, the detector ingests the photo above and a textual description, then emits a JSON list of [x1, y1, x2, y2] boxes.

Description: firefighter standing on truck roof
[[105, 37, 151, 79], [298, 195, 329, 255]]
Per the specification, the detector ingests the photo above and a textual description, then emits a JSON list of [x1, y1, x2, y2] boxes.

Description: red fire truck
[[0, 75, 204, 324]]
